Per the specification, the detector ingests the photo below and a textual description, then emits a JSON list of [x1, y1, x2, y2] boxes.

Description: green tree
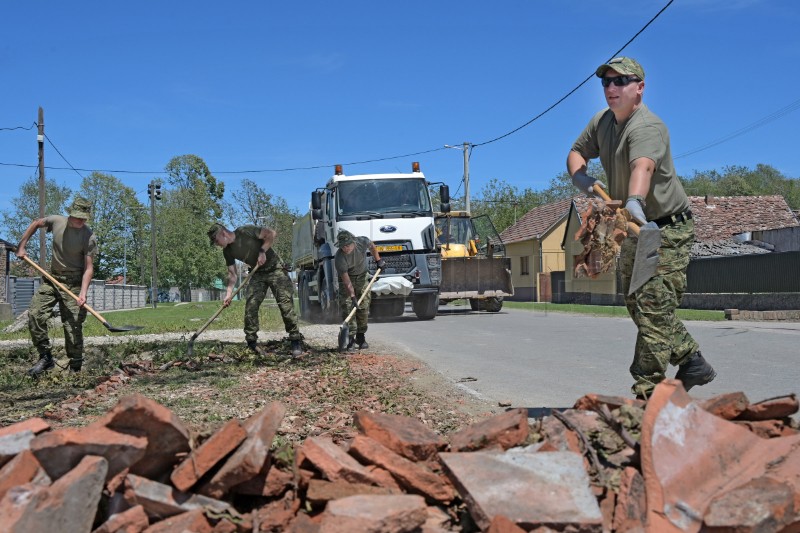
[[0, 176, 72, 271], [680, 164, 800, 209], [471, 178, 541, 234], [79, 172, 142, 281], [226, 179, 300, 264], [155, 155, 227, 298]]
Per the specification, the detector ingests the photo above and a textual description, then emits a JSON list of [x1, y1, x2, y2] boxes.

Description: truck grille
[[369, 255, 413, 273]]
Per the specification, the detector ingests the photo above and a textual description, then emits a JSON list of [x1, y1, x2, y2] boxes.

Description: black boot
[[346, 336, 356, 351], [290, 340, 303, 357], [69, 357, 83, 373], [247, 340, 259, 353], [28, 352, 54, 377], [675, 352, 716, 391], [355, 333, 369, 350]]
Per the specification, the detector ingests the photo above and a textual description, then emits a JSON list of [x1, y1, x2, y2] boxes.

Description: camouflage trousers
[[339, 273, 370, 335], [28, 275, 87, 366], [620, 218, 700, 397], [244, 267, 302, 344]]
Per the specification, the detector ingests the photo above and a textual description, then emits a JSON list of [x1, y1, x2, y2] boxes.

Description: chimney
[[705, 194, 715, 206]]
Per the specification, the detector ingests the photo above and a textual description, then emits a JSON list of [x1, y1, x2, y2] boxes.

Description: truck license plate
[[376, 245, 403, 252]]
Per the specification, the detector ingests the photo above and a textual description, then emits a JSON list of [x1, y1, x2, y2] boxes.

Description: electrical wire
[[0, 123, 36, 132], [674, 97, 800, 160], [44, 133, 84, 179], [0, 0, 673, 177]]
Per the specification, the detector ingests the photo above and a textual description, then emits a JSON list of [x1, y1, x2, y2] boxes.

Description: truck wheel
[[469, 298, 484, 311], [413, 294, 439, 320], [484, 296, 503, 312]]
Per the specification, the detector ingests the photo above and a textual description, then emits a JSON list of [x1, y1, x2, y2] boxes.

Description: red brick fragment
[[704, 477, 796, 532], [700, 391, 749, 420], [0, 417, 50, 438], [318, 494, 427, 533], [93, 504, 149, 533], [487, 514, 527, 533], [613, 467, 646, 533], [353, 410, 447, 461], [199, 402, 285, 498], [143, 509, 213, 532], [94, 394, 191, 479], [735, 419, 788, 439], [0, 450, 49, 501], [306, 478, 396, 505], [448, 408, 529, 452], [232, 464, 294, 497], [573, 393, 646, 412], [170, 419, 247, 492], [349, 435, 454, 503], [30, 426, 147, 481], [736, 394, 799, 421], [300, 436, 378, 485], [252, 491, 300, 533]]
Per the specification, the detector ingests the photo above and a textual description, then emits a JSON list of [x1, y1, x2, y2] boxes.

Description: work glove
[[351, 296, 359, 310], [376, 258, 386, 270], [624, 198, 648, 226], [571, 170, 605, 195]]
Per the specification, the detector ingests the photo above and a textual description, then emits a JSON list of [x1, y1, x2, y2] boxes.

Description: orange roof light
[[334, 164, 343, 175], [411, 161, 420, 173]]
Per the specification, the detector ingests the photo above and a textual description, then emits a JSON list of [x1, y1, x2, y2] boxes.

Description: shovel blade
[[338, 323, 350, 352], [628, 222, 661, 295], [103, 321, 145, 333]]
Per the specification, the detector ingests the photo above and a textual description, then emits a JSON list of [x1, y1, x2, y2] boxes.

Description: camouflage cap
[[68, 196, 92, 219], [337, 230, 355, 247], [207, 222, 225, 245], [595, 57, 645, 80]]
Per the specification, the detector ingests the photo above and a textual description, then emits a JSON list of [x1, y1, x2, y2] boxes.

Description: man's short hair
[[595, 57, 645, 80], [207, 223, 225, 245]]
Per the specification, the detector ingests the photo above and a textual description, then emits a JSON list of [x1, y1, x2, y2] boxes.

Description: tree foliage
[[680, 164, 800, 209], [79, 172, 143, 281], [0, 176, 72, 272], [226, 179, 300, 264]]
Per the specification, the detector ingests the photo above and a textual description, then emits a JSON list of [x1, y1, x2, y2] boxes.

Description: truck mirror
[[312, 208, 322, 221], [440, 185, 450, 204], [440, 202, 451, 214], [311, 191, 322, 210]]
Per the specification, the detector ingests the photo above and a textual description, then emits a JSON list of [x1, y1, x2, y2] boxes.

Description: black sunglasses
[[601, 75, 641, 88]]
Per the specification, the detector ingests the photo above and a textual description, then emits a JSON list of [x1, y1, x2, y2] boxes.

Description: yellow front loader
[[435, 211, 514, 312]]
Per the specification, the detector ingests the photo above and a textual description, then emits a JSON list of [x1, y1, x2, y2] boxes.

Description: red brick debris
[[0, 387, 798, 532]]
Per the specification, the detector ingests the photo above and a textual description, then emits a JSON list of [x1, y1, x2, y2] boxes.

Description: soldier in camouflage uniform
[[208, 223, 303, 356], [15, 196, 97, 376], [567, 57, 716, 399], [334, 230, 385, 351]]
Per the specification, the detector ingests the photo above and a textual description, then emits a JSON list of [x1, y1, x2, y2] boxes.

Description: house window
[[520, 256, 530, 276]]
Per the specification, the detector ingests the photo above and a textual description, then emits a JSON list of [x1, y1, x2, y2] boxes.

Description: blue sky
[[2, 0, 799, 222]]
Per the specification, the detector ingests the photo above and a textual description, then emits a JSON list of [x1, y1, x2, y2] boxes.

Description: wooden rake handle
[[20, 254, 109, 325], [190, 262, 262, 341], [344, 268, 382, 324]]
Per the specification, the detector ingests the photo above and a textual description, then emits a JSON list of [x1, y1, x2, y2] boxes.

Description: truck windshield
[[337, 178, 432, 217]]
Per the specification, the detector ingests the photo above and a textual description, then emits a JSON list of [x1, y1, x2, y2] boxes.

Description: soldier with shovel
[[208, 223, 303, 357], [567, 56, 716, 399], [15, 196, 97, 376]]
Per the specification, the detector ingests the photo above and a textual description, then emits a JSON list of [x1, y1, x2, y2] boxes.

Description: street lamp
[[123, 206, 147, 285]]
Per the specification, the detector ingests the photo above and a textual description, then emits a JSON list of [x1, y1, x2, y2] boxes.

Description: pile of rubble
[[1, 381, 799, 532], [574, 199, 629, 279]]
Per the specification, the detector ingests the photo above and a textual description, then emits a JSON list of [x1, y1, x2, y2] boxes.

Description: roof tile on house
[[499, 197, 574, 244], [689, 195, 799, 242], [691, 238, 771, 258]]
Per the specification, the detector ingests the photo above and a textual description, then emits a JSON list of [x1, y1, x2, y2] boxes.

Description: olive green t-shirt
[[571, 104, 689, 220], [334, 236, 371, 277], [45, 215, 97, 276], [222, 225, 281, 269]]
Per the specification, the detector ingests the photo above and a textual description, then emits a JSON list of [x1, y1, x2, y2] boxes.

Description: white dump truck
[[292, 162, 449, 322]]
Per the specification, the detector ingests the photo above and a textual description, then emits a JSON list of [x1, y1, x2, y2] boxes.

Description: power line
[[0, 1, 672, 178], [44, 132, 84, 179], [0, 123, 37, 132], [473, 0, 674, 148], [675, 97, 800, 160]]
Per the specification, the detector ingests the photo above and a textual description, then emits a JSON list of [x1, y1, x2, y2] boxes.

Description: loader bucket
[[439, 257, 514, 299]]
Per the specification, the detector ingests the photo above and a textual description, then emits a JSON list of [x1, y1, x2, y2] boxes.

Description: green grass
[[502, 301, 726, 321], [0, 299, 294, 341]]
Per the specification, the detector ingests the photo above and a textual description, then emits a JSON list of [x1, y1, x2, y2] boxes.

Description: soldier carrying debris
[[208, 222, 303, 357], [15, 196, 97, 376], [566, 56, 716, 399]]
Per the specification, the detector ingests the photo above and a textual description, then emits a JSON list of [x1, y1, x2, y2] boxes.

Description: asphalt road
[[368, 304, 800, 410]]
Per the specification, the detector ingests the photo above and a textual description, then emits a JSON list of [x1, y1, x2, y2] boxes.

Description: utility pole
[[148, 180, 161, 308], [37, 107, 46, 267], [462, 142, 471, 214]]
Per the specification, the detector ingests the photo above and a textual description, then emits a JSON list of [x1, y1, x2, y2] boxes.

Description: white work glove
[[625, 198, 647, 225], [572, 170, 605, 195]]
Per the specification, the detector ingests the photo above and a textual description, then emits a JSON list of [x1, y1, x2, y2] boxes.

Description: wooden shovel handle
[[344, 268, 382, 324], [591, 184, 640, 236], [190, 262, 261, 341], [21, 254, 108, 325]]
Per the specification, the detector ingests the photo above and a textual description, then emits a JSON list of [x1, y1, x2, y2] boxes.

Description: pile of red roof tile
[[1, 381, 798, 532], [574, 199, 629, 279]]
